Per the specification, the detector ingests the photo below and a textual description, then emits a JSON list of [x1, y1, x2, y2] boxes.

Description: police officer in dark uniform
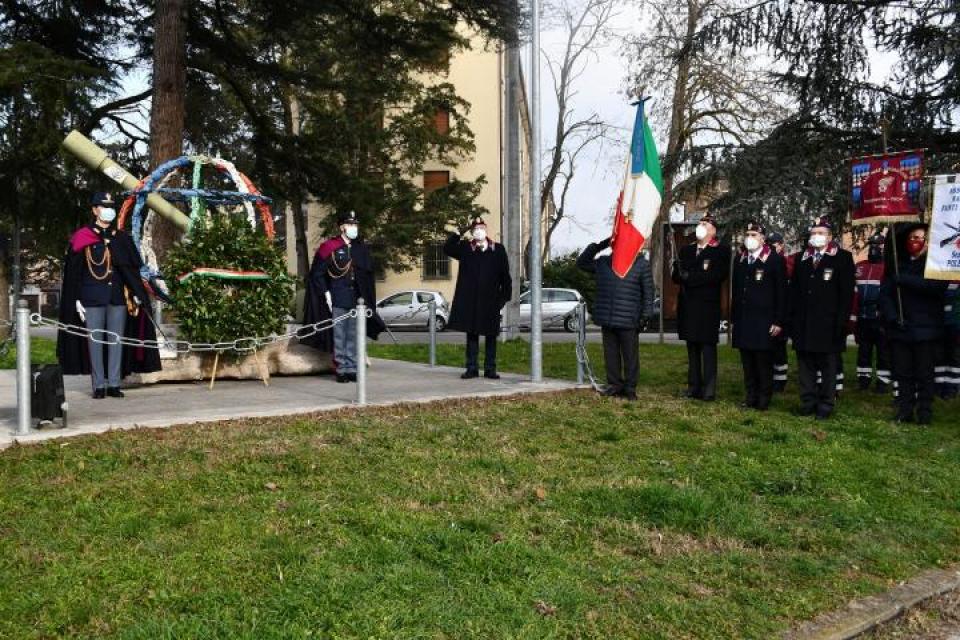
[[767, 231, 792, 391], [789, 217, 855, 419], [731, 220, 787, 411], [672, 213, 731, 401], [853, 233, 891, 392], [881, 223, 948, 424]]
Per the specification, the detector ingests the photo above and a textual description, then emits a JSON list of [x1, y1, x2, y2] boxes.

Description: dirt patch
[[861, 588, 960, 639]]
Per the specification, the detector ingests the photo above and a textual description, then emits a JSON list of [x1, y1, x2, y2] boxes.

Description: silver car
[[506, 288, 590, 332], [376, 290, 449, 331]]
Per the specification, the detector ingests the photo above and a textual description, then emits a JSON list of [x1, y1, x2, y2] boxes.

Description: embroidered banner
[[850, 150, 924, 225], [925, 175, 960, 281]]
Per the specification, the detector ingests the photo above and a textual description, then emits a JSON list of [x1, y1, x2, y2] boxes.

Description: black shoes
[[620, 390, 638, 401], [93, 389, 106, 399], [484, 371, 500, 380], [600, 386, 622, 397], [461, 370, 479, 379], [106, 387, 124, 398]]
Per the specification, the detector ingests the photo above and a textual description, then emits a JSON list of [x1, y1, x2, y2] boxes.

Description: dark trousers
[[856, 320, 891, 388], [686, 341, 718, 399], [891, 339, 937, 420], [602, 327, 639, 393], [740, 349, 773, 409], [466, 333, 498, 373], [772, 340, 789, 391], [935, 329, 960, 397], [797, 350, 838, 415]]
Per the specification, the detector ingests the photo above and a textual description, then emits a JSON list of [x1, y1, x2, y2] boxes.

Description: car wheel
[[564, 314, 577, 333], [433, 316, 447, 332]]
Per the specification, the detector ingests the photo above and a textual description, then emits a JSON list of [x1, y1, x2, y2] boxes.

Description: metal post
[[576, 302, 585, 384], [355, 298, 367, 405], [428, 299, 437, 367], [529, 0, 543, 383], [15, 300, 31, 435]]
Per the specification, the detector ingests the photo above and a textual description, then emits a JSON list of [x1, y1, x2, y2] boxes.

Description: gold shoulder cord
[[85, 244, 113, 281]]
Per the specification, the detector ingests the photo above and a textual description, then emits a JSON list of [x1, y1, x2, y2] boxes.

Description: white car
[[506, 288, 590, 332], [376, 290, 449, 331]]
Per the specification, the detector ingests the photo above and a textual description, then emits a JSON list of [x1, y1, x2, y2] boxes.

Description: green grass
[[0, 336, 58, 369], [1, 340, 959, 638]]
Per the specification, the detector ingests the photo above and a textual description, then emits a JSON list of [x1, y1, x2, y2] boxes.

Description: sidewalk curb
[[784, 567, 960, 640]]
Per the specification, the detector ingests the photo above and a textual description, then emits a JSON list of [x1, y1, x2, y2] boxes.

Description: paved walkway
[[0, 359, 577, 449]]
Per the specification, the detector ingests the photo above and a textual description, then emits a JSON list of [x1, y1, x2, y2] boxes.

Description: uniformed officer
[[303, 211, 385, 383], [881, 223, 948, 424], [853, 233, 891, 392], [767, 231, 792, 391], [672, 213, 731, 401], [731, 220, 787, 411], [788, 217, 855, 419], [57, 192, 162, 397], [935, 282, 959, 400]]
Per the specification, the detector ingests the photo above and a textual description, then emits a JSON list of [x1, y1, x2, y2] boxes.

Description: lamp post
[[529, 0, 543, 383]]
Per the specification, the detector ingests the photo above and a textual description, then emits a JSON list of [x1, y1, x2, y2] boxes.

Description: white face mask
[[808, 233, 828, 249], [744, 236, 761, 252], [98, 207, 116, 223], [695, 224, 709, 241], [472, 227, 487, 242], [343, 225, 358, 241]]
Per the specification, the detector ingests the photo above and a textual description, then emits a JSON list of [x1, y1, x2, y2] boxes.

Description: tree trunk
[[147, 0, 188, 265], [0, 253, 10, 341], [650, 0, 697, 288], [281, 80, 310, 279]]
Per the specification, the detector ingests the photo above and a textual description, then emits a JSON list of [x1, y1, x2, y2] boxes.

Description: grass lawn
[[1, 339, 959, 638]]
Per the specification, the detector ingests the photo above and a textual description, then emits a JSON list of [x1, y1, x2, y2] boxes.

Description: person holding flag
[[672, 213, 731, 401]]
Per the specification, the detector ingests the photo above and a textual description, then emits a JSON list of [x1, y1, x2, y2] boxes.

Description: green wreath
[[164, 212, 294, 353]]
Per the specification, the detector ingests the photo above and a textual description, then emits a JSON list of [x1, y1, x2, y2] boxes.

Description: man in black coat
[[789, 217, 855, 419], [767, 231, 792, 391], [672, 213, 730, 401], [880, 223, 948, 424], [577, 236, 656, 400], [57, 192, 162, 398], [444, 216, 512, 379], [731, 220, 787, 411], [301, 210, 385, 382]]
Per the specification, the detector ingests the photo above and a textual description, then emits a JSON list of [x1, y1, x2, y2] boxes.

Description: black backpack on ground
[[31, 364, 65, 422]]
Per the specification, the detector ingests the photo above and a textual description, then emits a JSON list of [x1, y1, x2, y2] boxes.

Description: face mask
[[98, 207, 116, 224], [906, 238, 926, 256], [695, 224, 709, 241], [808, 234, 828, 249], [344, 225, 358, 241], [473, 227, 487, 242], [744, 236, 761, 252], [868, 247, 883, 263]]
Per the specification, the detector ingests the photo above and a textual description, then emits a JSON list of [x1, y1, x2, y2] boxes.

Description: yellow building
[[284, 34, 533, 305]]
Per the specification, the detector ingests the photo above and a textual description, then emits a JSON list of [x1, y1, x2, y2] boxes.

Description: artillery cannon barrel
[[62, 130, 190, 231]]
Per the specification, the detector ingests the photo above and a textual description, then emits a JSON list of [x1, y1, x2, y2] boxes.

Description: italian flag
[[611, 101, 663, 278]]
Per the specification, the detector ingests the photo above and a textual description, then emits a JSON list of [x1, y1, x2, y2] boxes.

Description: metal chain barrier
[[29, 310, 357, 354]]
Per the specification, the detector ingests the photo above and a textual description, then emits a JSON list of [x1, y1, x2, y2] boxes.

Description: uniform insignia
[[755, 269, 764, 281], [823, 268, 834, 281], [702, 259, 711, 270]]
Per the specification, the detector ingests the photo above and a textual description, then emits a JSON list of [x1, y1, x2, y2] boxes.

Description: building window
[[423, 170, 450, 195], [422, 241, 450, 280], [433, 109, 450, 135]]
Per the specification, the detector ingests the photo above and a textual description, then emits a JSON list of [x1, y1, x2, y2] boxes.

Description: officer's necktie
[[814, 251, 822, 267], [749, 256, 755, 265]]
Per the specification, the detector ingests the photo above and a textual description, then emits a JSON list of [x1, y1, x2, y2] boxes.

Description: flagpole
[[529, 0, 543, 383]]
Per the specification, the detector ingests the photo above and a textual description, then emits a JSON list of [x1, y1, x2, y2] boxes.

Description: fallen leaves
[[534, 600, 557, 616]]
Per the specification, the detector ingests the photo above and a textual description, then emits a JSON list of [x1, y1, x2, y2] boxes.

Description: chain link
[[29, 309, 359, 354]]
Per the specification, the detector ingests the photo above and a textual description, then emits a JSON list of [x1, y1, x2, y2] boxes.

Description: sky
[[536, 1, 647, 255]]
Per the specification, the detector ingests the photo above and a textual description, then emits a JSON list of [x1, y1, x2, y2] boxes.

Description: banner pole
[[880, 118, 905, 324]]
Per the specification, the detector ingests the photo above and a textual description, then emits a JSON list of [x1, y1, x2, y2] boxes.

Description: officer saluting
[[672, 213, 731, 401], [731, 220, 787, 411], [789, 217, 855, 419]]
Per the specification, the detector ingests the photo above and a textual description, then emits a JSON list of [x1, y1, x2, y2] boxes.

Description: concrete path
[[0, 359, 577, 449]]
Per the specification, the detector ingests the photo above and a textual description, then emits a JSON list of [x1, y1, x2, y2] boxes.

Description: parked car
[[503, 288, 590, 332], [376, 290, 449, 331]]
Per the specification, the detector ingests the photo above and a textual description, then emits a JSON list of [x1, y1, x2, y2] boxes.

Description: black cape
[[56, 225, 163, 377], [444, 233, 512, 336], [301, 236, 385, 352]]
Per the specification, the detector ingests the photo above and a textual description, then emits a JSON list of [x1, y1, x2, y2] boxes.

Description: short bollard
[[356, 298, 367, 405], [575, 301, 585, 384], [16, 300, 32, 435], [428, 299, 437, 367]]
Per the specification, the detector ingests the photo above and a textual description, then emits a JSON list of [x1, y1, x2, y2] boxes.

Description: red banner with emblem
[[850, 150, 924, 225]]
